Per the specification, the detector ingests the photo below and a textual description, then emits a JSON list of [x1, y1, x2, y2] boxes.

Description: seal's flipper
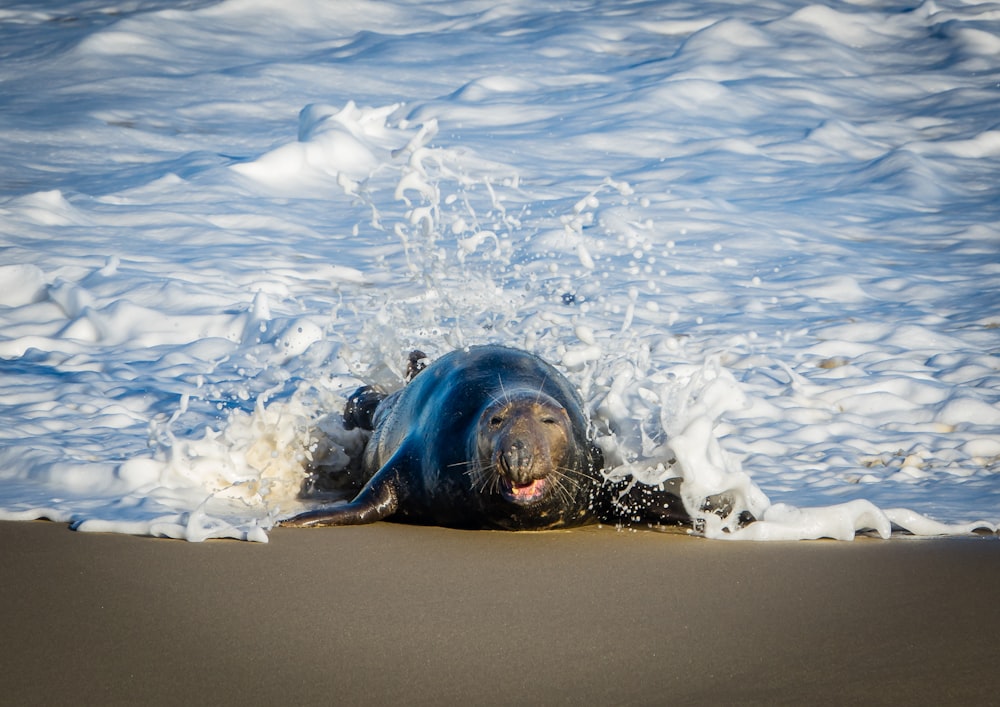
[[342, 386, 385, 431], [341, 350, 426, 431], [701, 492, 757, 528], [406, 350, 427, 380], [281, 467, 402, 527], [595, 477, 692, 529]]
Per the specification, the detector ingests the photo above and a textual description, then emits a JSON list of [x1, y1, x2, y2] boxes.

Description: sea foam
[[0, 0, 997, 541]]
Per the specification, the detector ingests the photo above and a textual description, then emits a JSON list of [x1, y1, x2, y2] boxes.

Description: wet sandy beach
[[2, 520, 997, 706]]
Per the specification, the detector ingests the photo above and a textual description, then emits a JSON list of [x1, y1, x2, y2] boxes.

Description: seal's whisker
[[497, 375, 509, 405], [549, 475, 574, 507], [551, 464, 590, 481], [533, 374, 549, 404], [545, 466, 588, 506], [462, 459, 508, 496]]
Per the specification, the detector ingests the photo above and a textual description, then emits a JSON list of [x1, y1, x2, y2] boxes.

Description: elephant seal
[[282, 345, 691, 531]]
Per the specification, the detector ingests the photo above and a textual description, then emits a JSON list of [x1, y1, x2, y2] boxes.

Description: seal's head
[[472, 390, 573, 505]]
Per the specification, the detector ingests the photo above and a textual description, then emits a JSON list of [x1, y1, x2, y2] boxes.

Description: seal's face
[[472, 392, 572, 506]]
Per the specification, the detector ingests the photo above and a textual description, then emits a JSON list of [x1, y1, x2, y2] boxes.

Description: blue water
[[0, 0, 997, 540]]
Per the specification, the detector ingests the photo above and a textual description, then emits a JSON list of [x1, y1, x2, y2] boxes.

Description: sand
[[2, 520, 997, 706]]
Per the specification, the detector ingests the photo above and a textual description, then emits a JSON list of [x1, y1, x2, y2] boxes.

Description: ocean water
[[0, 0, 997, 541]]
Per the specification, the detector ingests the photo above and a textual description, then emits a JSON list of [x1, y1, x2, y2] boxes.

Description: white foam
[[0, 0, 997, 542]]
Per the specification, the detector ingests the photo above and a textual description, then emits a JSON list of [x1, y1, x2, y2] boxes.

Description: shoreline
[[2, 520, 997, 705]]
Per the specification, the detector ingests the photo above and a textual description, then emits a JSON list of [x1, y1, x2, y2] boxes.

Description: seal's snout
[[495, 431, 551, 504], [501, 438, 536, 484]]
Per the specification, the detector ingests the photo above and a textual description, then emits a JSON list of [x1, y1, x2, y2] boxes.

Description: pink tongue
[[510, 478, 545, 500]]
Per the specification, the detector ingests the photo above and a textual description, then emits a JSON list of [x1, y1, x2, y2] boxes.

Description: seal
[[281, 345, 691, 530]]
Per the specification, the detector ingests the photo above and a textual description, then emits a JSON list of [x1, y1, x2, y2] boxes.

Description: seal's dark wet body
[[283, 345, 690, 531]]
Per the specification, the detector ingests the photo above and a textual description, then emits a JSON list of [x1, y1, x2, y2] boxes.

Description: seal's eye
[[489, 415, 504, 428], [540, 416, 559, 425]]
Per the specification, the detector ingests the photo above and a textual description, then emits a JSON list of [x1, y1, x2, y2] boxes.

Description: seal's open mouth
[[501, 477, 548, 503]]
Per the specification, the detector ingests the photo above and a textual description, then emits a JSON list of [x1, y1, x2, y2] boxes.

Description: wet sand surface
[[2, 520, 997, 706]]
